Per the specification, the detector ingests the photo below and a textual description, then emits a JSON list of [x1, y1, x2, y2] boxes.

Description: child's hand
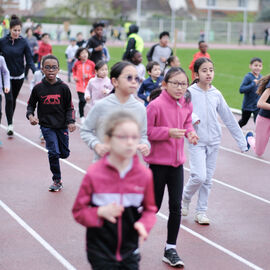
[[85, 96, 91, 102], [102, 89, 108, 95], [134, 221, 148, 242], [95, 45, 103, 51], [160, 57, 166, 63], [94, 143, 110, 157], [169, 128, 186, 139], [68, 123, 76, 132], [98, 203, 124, 223], [146, 96, 150, 102], [29, 115, 39, 125], [4, 88, 10, 93], [74, 77, 78, 82], [254, 79, 259, 85], [137, 144, 150, 156], [187, 131, 199, 145]]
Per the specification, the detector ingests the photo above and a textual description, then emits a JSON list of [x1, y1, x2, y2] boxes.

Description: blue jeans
[[40, 126, 70, 181], [67, 60, 75, 82]]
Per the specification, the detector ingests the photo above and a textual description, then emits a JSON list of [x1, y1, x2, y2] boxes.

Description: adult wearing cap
[[86, 22, 106, 64], [122, 24, 144, 61]]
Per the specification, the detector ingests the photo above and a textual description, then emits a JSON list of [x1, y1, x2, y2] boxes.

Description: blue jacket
[[0, 34, 36, 77], [138, 76, 163, 106], [239, 72, 261, 111]]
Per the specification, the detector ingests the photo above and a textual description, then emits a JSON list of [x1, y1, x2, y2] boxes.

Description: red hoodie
[[38, 41, 52, 62], [72, 155, 157, 261]]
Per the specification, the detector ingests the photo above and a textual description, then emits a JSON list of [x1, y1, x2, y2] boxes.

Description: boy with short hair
[[65, 37, 79, 82], [138, 61, 163, 106], [26, 55, 76, 192], [147, 31, 173, 72], [38, 33, 52, 69], [238, 57, 263, 128], [189, 40, 210, 80]]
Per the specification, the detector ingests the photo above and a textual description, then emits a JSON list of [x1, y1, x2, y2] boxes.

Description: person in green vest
[[0, 24, 3, 38], [122, 24, 144, 60], [124, 21, 132, 38]]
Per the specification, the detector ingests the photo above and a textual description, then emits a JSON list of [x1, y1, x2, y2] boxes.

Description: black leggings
[[149, 164, 184, 245], [77, 92, 86, 118], [238, 109, 259, 128]]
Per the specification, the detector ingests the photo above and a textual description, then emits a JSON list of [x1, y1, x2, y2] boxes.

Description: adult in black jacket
[[86, 22, 106, 64], [0, 14, 36, 136]]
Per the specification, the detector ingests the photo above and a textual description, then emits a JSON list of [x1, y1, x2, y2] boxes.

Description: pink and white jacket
[[144, 90, 194, 167]]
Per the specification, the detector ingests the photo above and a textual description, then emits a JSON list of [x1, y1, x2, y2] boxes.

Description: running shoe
[[194, 213, 210, 225], [48, 180, 63, 192], [163, 248, 184, 267], [7, 125, 14, 136], [245, 131, 254, 150]]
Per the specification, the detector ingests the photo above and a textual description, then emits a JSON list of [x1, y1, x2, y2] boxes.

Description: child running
[[73, 110, 157, 270], [26, 55, 76, 192], [84, 60, 113, 105], [0, 55, 10, 146], [238, 57, 263, 128], [145, 67, 198, 267], [182, 58, 248, 225], [72, 47, 95, 124], [246, 74, 270, 156], [163, 55, 181, 76], [129, 50, 146, 87], [80, 61, 150, 162]]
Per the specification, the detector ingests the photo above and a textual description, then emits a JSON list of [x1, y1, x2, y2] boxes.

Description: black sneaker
[[48, 180, 63, 192], [162, 248, 184, 267]]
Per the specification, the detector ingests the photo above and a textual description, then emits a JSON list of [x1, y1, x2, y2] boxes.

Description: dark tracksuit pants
[[77, 92, 86, 118], [238, 109, 259, 128], [149, 164, 184, 245], [40, 126, 70, 181]]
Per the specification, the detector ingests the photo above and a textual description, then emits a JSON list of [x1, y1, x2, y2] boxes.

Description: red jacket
[[189, 51, 211, 80], [38, 41, 52, 62], [72, 155, 157, 261], [72, 59, 95, 93]]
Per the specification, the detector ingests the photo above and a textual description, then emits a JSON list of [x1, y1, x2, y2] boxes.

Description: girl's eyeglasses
[[122, 75, 140, 84], [168, 81, 188, 88], [111, 134, 140, 141], [44, 65, 58, 71]]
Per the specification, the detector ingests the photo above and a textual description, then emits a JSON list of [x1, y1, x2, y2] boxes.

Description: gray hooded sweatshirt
[[189, 83, 247, 152], [80, 93, 150, 160]]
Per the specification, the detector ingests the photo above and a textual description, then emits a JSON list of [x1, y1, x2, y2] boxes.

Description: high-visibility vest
[[124, 33, 144, 53]]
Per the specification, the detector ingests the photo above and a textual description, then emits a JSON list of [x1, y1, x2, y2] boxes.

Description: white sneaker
[[7, 125, 14, 136], [80, 117, 85, 124], [194, 213, 210, 225], [181, 199, 190, 216]]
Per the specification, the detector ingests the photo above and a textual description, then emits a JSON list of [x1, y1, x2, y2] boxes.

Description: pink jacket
[[144, 90, 194, 167]]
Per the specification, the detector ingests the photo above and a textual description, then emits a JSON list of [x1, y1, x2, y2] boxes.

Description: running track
[[0, 72, 269, 270]]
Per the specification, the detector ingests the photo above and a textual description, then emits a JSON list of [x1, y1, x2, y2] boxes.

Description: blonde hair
[[104, 111, 140, 137], [257, 74, 270, 96]]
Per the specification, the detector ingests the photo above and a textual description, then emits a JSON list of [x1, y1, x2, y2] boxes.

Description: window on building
[[207, 0, 216, 6], [239, 0, 248, 7]]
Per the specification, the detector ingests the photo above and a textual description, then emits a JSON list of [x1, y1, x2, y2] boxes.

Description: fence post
[[227, 21, 231, 44]]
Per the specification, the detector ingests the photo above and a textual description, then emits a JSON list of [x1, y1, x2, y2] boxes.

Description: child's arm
[[24, 42, 36, 73], [72, 62, 79, 82], [257, 88, 270, 110], [84, 80, 92, 101], [217, 93, 248, 152], [239, 75, 256, 93], [0, 57, 10, 92], [64, 86, 76, 131], [26, 88, 39, 125], [138, 82, 148, 102], [134, 170, 157, 239]]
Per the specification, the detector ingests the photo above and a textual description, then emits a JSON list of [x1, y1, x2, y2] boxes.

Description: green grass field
[[53, 45, 270, 109]]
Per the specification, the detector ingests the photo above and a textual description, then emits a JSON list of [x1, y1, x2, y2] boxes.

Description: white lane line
[[183, 167, 270, 205], [18, 98, 270, 166], [157, 212, 263, 270], [0, 200, 77, 270], [0, 125, 266, 270]]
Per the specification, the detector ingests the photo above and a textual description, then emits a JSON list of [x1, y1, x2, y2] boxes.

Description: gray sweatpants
[[183, 144, 219, 213]]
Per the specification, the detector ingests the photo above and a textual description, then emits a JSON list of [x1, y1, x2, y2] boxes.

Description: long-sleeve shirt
[[72, 59, 95, 93], [65, 44, 79, 60], [72, 154, 156, 261], [0, 34, 36, 77], [144, 90, 194, 167], [239, 72, 261, 111], [189, 83, 247, 151], [80, 93, 150, 161], [84, 76, 113, 105], [38, 41, 52, 62], [189, 51, 211, 80], [0, 56, 10, 93], [26, 78, 75, 129]]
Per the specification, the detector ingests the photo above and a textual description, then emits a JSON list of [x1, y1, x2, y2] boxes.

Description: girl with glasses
[[145, 67, 198, 267], [73, 110, 157, 270], [81, 61, 150, 162]]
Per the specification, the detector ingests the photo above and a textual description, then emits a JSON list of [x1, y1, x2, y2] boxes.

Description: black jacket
[[0, 34, 36, 77], [26, 78, 75, 128], [86, 35, 105, 64]]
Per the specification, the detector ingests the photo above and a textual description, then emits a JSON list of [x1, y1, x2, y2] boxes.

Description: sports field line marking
[[157, 212, 263, 270], [0, 125, 267, 270], [18, 98, 270, 166], [0, 200, 77, 270]]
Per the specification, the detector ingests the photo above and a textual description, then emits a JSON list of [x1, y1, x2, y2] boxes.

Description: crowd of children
[[1, 15, 270, 269]]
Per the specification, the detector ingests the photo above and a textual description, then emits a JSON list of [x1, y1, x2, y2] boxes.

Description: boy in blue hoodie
[[238, 57, 263, 128]]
